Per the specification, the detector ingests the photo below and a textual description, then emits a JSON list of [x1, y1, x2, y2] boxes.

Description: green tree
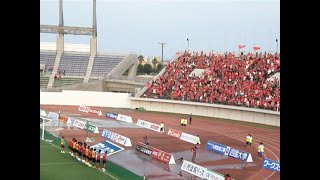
[[156, 63, 163, 72], [138, 55, 144, 65], [137, 64, 144, 74], [143, 64, 152, 74], [152, 58, 158, 69]]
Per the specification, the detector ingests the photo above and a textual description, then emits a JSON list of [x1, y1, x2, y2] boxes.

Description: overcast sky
[[40, 0, 280, 59]]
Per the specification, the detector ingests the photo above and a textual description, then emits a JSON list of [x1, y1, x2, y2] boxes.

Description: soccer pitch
[[40, 129, 142, 180]]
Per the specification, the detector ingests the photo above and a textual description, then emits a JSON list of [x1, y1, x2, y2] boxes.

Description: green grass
[[40, 128, 142, 180]]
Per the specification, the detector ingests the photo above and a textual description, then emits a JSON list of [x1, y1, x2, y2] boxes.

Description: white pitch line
[[40, 145, 52, 147], [40, 139, 119, 180], [41, 162, 78, 166]]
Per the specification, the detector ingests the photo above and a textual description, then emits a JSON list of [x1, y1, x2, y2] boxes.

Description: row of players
[[60, 137, 108, 171]]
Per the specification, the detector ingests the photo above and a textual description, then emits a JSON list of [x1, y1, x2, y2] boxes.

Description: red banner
[[151, 148, 172, 164], [137, 142, 174, 164], [78, 106, 102, 116], [167, 128, 182, 138]]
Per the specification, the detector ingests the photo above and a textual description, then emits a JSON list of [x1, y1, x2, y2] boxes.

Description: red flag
[[146, 82, 151, 88], [238, 44, 245, 49], [253, 46, 261, 51]]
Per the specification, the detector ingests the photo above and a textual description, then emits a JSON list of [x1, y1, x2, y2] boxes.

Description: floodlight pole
[[158, 42, 167, 64]]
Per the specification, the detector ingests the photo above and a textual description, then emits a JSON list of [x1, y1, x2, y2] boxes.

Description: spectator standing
[[183, 117, 187, 127], [258, 142, 264, 160], [191, 146, 197, 163], [196, 135, 201, 147], [144, 136, 149, 145], [246, 134, 253, 149], [160, 122, 165, 133]]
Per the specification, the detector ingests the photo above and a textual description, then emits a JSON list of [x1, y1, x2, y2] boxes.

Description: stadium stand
[[143, 51, 280, 111], [58, 52, 90, 76], [53, 77, 84, 88], [40, 51, 56, 75], [40, 50, 130, 89], [90, 54, 125, 78]]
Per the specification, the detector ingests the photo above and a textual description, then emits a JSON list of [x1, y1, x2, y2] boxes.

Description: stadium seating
[[59, 52, 90, 76], [53, 77, 84, 87], [144, 51, 280, 111], [90, 55, 125, 77], [40, 51, 56, 75], [40, 76, 50, 89]]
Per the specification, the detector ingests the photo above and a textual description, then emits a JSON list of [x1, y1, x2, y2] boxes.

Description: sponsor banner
[[78, 105, 102, 116], [85, 123, 99, 133], [58, 114, 70, 124], [91, 140, 124, 156], [136, 119, 161, 133], [181, 160, 225, 180], [73, 119, 86, 129], [116, 114, 133, 123], [106, 112, 118, 119], [101, 129, 132, 146], [40, 109, 47, 116], [106, 112, 133, 123], [167, 128, 182, 138], [136, 144, 153, 156], [228, 148, 252, 162], [206, 140, 252, 162], [180, 132, 198, 144], [262, 158, 280, 173], [137, 142, 175, 164], [204, 169, 228, 180], [48, 112, 59, 120], [206, 141, 230, 155]]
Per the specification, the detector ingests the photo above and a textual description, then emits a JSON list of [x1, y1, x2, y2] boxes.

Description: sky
[[40, 0, 280, 60]]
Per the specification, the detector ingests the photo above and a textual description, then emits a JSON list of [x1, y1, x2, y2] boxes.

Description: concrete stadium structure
[[40, 0, 279, 127], [40, 0, 147, 93]]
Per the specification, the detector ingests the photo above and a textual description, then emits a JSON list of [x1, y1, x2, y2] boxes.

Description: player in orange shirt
[[91, 149, 96, 168], [88, 148, 92, 166], [85, 146, 90, 162], [102, 151, 107, 171], [68, 138, 73, 155], [96, 150, 101, 169], [81, 143, 86, 161], [72, 139, 77, 157], [75, 142, 78, 158]]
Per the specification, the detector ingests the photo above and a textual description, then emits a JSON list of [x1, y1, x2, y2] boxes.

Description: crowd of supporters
[[144, 51, 280, 111]]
